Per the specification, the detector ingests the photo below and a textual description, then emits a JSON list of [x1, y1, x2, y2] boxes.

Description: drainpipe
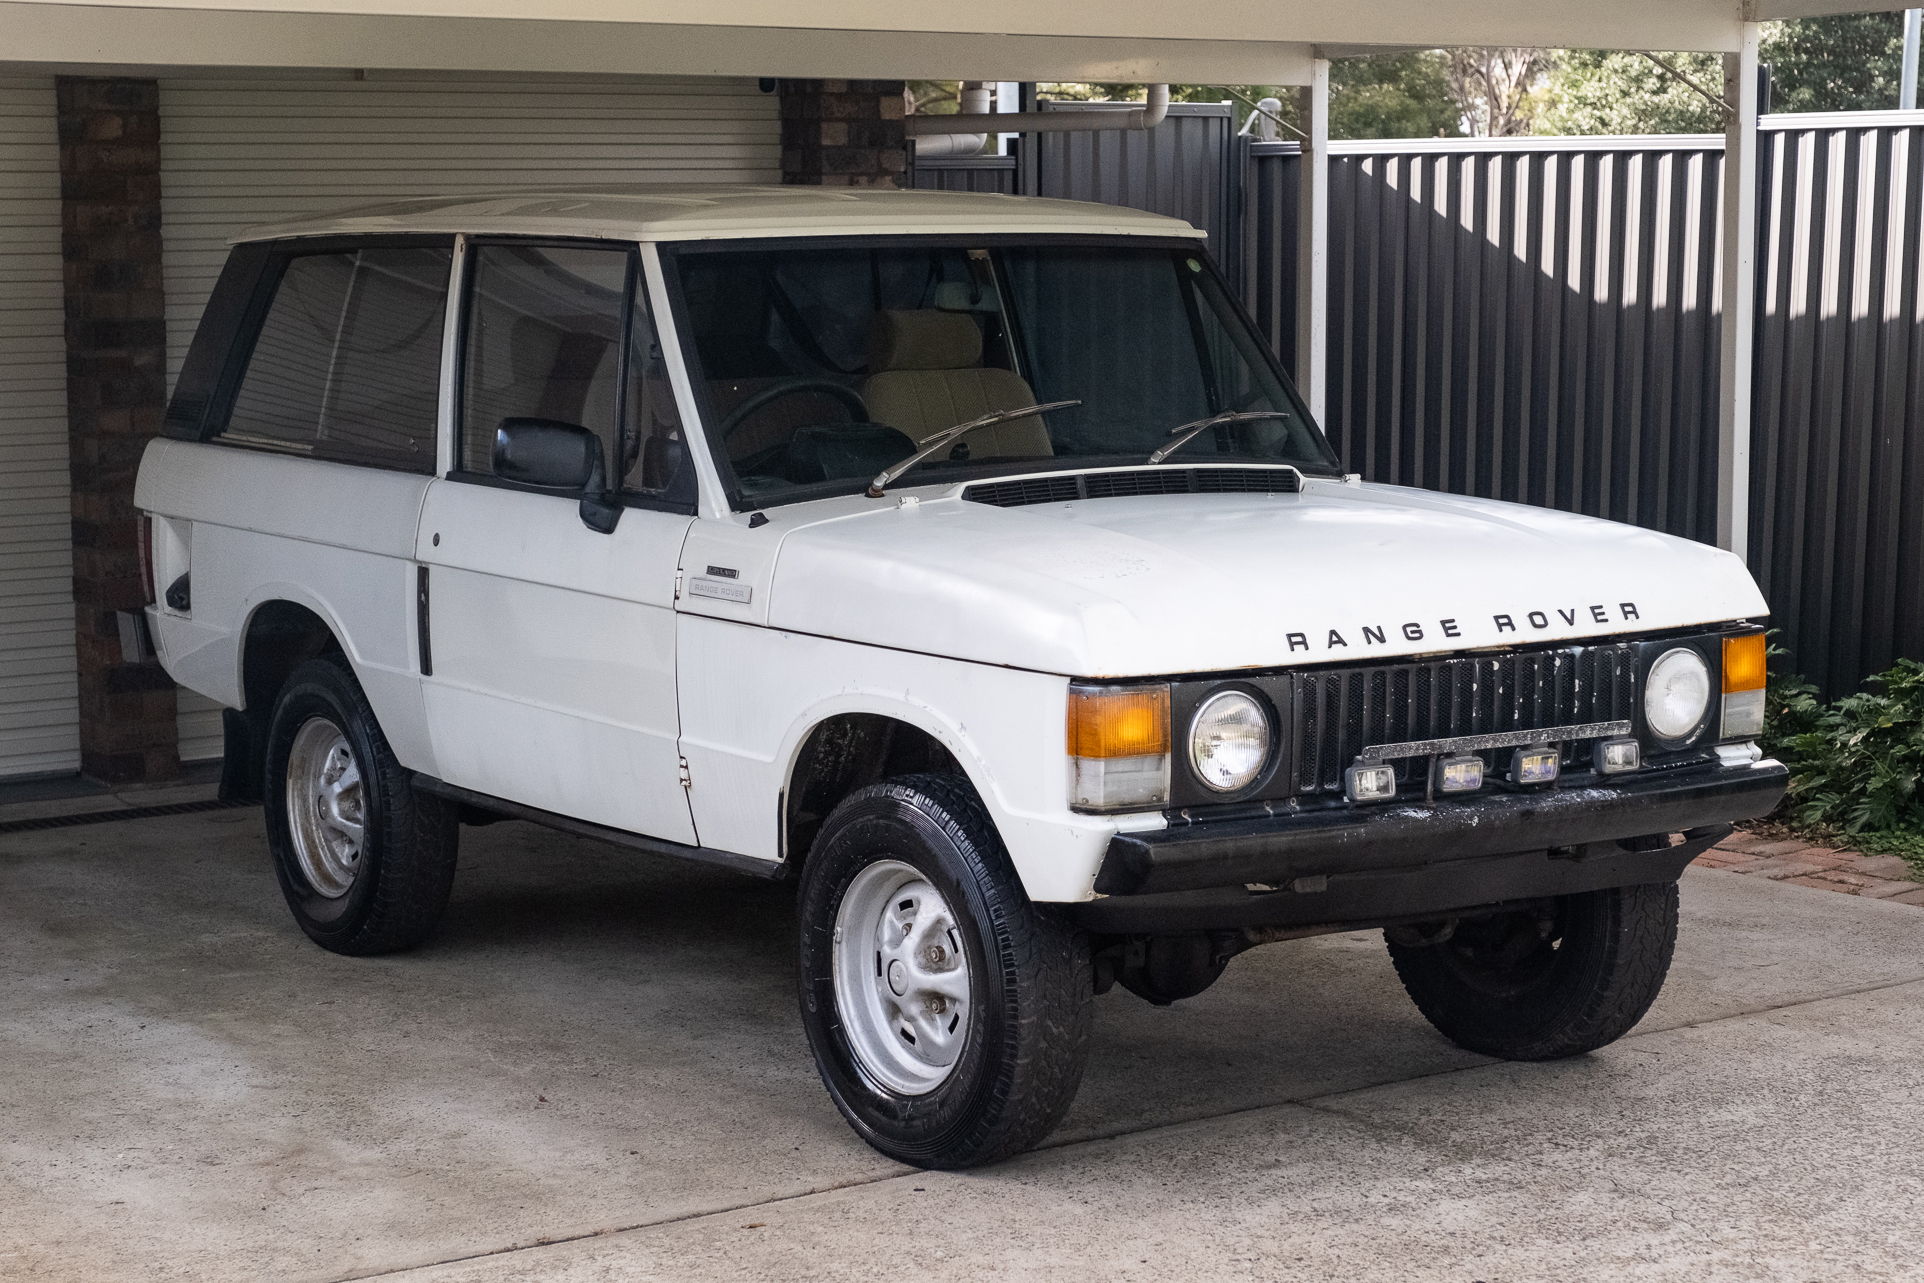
[[913, 80, 991, 157], [908, 83, 1170, 136]]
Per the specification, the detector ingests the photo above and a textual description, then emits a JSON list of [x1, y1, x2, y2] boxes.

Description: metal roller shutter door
[[159, 71, 779, 761], [0, 75, 79, 780]]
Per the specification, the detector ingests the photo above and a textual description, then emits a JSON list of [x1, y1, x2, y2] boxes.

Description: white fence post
[[1902, 9, 1920, 111], [1295, 56, 1330, 427], [1718, 24, 1760, 560]]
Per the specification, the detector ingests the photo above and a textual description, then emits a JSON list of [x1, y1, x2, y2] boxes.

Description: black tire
[[797, 774, 1093, 1169], [263, 656, 458, 955], [1386, 882, 1679, 1060]]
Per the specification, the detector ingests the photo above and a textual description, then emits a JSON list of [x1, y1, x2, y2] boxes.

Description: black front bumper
[[1067, 758, 1789, 933]]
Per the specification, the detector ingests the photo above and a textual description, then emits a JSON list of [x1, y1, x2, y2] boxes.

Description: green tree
[[1540, 15, 1912, 136], [1036, 81, 1306, 134], [1444, 48, 1554, 136], [905, 81, 961, 116], [1331, 52, 1464, 139], [1040, 54, 1465, 141], [1761, 14, 1910, 113], [1536, 50, 1725, 135]]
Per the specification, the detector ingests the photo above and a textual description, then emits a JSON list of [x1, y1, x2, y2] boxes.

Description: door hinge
[[673, 569, 684, 601], [678, 755, 692, 789]]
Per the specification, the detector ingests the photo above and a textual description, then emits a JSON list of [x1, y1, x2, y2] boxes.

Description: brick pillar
[[779, 80, 907, 187], [57, 76, 179, 785]]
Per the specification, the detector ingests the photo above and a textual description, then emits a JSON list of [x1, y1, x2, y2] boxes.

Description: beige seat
[[860, 310, 1053, 459]]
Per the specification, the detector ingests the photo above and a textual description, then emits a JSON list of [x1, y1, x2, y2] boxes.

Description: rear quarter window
[[217, 245, 452, 472]]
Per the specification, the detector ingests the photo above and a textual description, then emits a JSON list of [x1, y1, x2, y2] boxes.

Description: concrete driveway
[[3, 807, 1920, 1282]]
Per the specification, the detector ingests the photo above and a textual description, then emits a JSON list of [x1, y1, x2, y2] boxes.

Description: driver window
[[460, 244, 629, 479]]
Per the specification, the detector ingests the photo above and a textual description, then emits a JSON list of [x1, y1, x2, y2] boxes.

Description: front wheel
[[797, 775, 1093, 1169], [1386, 882, 1679, 1060]]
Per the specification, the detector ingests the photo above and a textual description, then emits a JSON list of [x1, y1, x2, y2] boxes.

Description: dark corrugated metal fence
[[1255, 137, 1727, 546], [1752, 115, 1924, 696], [1247, 122, 1923, 697], [911, 102, 1245, 269], [1032, 102, 1244, 272], [1236, 144, 1299, 379], [916, 111, 1924, 695], [908, 154, 1016, 194]]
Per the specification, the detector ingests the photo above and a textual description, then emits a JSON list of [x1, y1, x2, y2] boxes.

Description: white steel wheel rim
[[832, 858, 973, 1096], [285, 717, 366, 899]]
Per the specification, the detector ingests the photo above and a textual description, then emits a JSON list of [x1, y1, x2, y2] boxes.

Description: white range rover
[[136, 185, 1787, 1169]]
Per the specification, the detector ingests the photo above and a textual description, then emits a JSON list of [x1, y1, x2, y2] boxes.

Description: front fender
[[675, 615, 1147, 902]]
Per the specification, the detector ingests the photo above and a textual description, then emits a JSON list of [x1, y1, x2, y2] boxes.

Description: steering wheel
[[717, 378, 869, 439]]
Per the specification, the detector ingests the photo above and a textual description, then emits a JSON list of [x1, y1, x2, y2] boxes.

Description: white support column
[[1902, 9, 1920, 111], [1295, 55, 1330, 426], [1718, 24, 1760, 559]]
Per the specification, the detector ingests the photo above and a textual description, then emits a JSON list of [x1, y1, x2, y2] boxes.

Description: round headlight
[[1189, 690, 1270, 792], [1644, 647, 1711, 741]]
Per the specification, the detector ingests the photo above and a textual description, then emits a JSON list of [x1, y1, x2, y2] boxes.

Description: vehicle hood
[[764, 478, 1769, 677]]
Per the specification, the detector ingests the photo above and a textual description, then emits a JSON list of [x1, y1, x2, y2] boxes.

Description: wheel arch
[[780, 702, 979, 871], [238, 596, 346, 714], [220, 592, 351, 804]]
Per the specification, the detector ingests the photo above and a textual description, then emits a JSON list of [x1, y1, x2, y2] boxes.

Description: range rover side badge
[[689, 576, 751, 604]]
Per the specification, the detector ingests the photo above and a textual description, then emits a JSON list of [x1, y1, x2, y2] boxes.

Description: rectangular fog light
[[1433, 754, 1484, 794], [1510, 746, 1560, 785], [1597, 737, 1640, 775], [1346, 762, 1398, 804]]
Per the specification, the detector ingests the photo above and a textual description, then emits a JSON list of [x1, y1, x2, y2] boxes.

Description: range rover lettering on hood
[[764, 483, 1768, 678], [1291, 603, 1639, 653]]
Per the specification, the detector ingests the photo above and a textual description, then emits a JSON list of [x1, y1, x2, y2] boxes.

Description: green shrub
[[1778, 658, 1924, 835], [1759, 637, 1824, 761]]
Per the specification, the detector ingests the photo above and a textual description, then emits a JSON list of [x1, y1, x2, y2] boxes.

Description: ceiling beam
[[0, 2, 1315, 82], [0, 0, 1820, 59], [8, 0, 1914, 83]]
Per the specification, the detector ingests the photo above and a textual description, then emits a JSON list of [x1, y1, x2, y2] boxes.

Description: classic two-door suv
[[136, 185, 1788, 1169]]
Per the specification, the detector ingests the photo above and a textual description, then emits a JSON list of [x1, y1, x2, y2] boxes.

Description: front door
[[417, 241, 699, 842]]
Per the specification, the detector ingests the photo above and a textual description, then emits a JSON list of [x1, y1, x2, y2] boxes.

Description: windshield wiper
[[867, 401, 1081, 497], [1147, 410, 1293, 465]]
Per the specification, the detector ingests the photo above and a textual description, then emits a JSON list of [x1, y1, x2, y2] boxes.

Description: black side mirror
[[492, 418, 622, 534]]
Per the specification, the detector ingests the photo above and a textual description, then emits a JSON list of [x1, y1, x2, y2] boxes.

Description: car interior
[[671, 241, 1331, 503]]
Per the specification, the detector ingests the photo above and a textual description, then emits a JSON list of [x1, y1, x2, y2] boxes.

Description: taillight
[[137, 514, 155, 606]]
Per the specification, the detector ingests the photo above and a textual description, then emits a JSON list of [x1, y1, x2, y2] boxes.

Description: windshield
[[667, 240, 1339, 507]]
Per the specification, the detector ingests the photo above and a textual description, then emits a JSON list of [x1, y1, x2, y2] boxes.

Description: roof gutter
[[907, 83, 1170, 137]]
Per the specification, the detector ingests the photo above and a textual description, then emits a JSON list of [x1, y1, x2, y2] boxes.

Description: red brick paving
[[1695, 830, 1922, 905]]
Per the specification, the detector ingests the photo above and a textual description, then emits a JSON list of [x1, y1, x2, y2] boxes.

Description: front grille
[[1293, 645, 1639, 795], [963, 466, 1300, 508]]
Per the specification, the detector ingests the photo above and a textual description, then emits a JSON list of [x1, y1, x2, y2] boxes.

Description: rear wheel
[[1386, 883, 1679, 1060], [263, 657, 458, 955], [797, 775, 1093, 1169]]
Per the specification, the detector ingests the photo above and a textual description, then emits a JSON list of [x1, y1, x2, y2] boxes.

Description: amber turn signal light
[[1723, 633, 1767, 693], [1066, 684, 1169, 759]]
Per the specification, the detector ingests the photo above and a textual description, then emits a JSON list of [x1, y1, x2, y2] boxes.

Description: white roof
[[235, 184, 1207, 246]]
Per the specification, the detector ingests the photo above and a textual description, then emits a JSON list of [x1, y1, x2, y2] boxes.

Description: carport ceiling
[[3, 0, 1912, 82]]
